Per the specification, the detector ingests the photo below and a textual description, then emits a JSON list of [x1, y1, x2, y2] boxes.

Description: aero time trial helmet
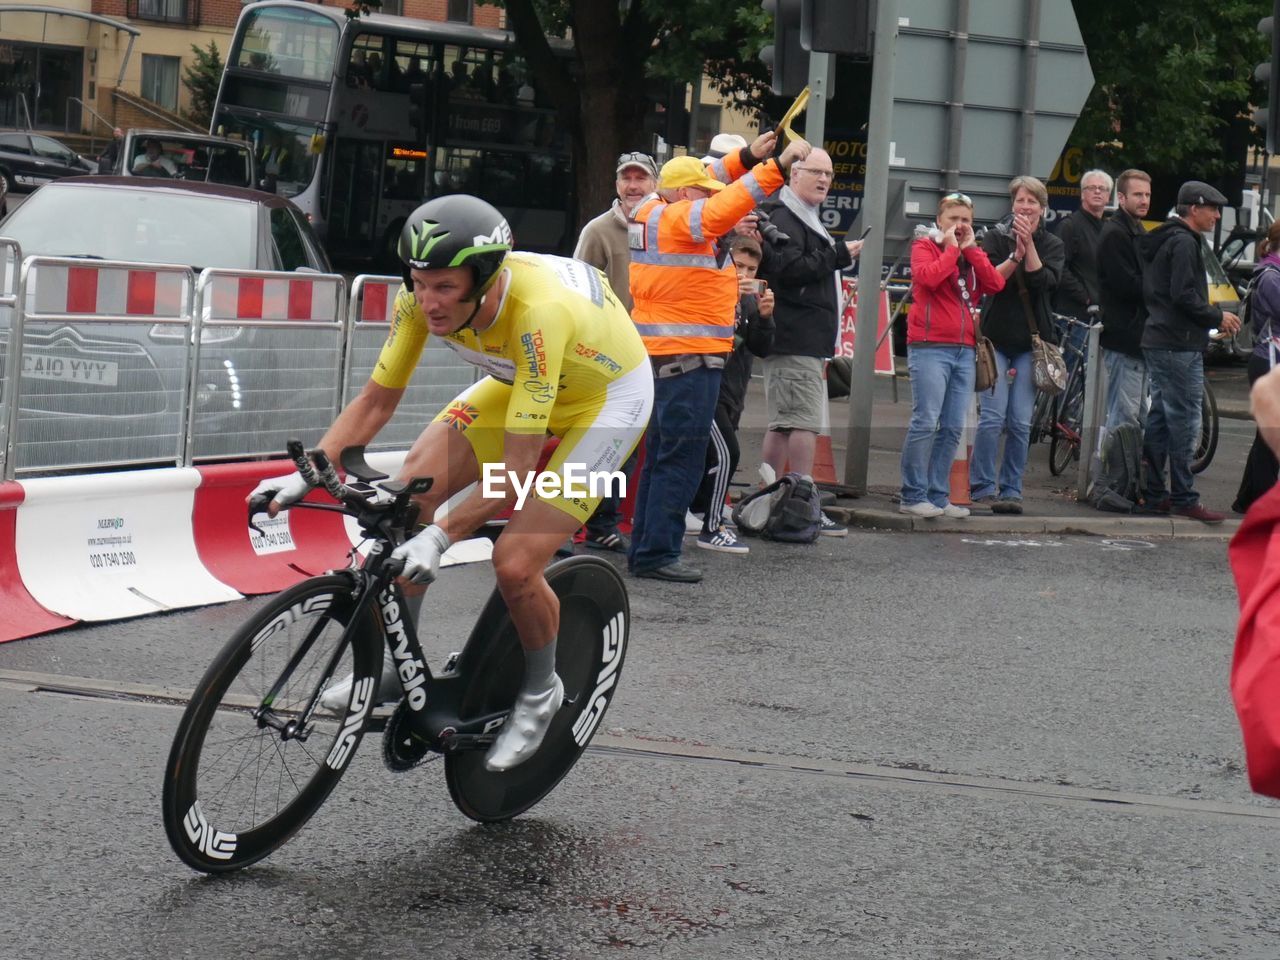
[[397, 194, 513, 300]]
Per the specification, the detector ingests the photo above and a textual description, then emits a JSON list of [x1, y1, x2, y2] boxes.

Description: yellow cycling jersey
[[373, 252, 649, 433]]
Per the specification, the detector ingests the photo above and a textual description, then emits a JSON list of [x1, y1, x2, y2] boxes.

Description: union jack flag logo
[[441, 401, 480, 431]]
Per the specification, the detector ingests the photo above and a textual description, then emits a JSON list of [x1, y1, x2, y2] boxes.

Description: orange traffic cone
[[812, 363, 838, 486], [948, 396, 978, 506]]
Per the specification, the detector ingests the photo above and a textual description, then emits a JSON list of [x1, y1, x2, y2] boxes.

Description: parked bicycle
[[162, 441, 629, 874], [1033, 318, 1219, 476]]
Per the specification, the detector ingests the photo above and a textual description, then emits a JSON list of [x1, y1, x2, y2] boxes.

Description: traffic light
[[408, 81, 430, 142], [801, 0, 874, 58], [760, 0, 807, 97], [1257, 2, 1280, 154]]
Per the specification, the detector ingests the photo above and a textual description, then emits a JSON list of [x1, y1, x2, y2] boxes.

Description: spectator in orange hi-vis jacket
[[626, 130, 811, 583]]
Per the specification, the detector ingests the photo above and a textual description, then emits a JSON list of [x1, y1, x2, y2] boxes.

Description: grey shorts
[[763, 354, 825, 432]]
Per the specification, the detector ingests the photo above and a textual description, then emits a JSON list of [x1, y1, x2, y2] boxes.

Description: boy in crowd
[[688, 235, 775, 552]]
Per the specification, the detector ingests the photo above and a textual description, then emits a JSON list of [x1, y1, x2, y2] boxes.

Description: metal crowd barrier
[[343, 275, 479, 452], [1076, 322, 1107, 500], [187, 269, 347, 464], [0, 252, 494, 478], [0, 238, 22, 478], [4, 255, 196, 480]]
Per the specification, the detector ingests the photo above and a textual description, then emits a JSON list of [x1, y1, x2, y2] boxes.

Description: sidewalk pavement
[[733, 364, 1249, 541]]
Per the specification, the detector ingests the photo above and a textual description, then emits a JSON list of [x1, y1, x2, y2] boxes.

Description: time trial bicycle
[[161, 441, 629, 874]]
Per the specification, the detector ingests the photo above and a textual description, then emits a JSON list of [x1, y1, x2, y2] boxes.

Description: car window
[[269, 206, 309, 271], [288, 206, 328, 271], [0, 184, 258, 269], [0, 134, 30, 154], [32, 136, 72, 160]]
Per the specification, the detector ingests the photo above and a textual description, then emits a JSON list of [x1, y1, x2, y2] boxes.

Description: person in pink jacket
[[898, 192, 1005, 517]]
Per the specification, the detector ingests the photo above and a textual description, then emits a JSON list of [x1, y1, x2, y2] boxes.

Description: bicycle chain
[[381, 699, 440, 772]]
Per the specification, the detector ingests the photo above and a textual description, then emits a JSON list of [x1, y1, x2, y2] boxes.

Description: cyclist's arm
[[316, 379, 403, 464]]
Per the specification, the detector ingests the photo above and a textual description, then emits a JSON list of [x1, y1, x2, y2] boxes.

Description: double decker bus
[[212, 0, 573, 266]]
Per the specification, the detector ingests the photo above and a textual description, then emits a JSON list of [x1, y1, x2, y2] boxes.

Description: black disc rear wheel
[[162, 574, 381, 873], [444, 556, 629, 822]]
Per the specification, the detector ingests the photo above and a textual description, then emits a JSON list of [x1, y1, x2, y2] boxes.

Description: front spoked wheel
[[445, 556, 629, 823], [1048, 380, 1084, 476], [162, 574, 381, 873], [1192, 382, 1219, 474]]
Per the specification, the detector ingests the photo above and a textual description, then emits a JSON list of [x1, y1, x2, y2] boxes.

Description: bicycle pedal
[[440, 651, 462, 676]]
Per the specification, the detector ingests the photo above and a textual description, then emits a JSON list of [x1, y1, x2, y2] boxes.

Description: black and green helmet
[[397, 195, 513, 300]]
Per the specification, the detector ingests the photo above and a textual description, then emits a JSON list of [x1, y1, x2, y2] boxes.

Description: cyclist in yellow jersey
[[250, 195, 653, 772]]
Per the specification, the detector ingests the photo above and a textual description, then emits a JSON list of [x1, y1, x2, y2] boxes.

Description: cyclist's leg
[[484, 366, 650, 770], [324, 380, 502, 710]]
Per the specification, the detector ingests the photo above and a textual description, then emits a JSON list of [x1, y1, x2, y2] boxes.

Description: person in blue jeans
[[1136, 180, 1241, 523], [969, 176, 1065, 514], [899, 192, 1004, 518]]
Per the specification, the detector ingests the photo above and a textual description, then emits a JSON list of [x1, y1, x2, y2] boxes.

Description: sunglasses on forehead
[[943, 192, 973, 205], [617, 151, 653, 167]]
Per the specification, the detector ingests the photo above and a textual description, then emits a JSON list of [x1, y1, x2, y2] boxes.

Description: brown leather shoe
[[1172, 503, 1225, 524]]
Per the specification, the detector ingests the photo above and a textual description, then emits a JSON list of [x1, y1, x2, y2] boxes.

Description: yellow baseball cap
[[659, 155, 725, 193]]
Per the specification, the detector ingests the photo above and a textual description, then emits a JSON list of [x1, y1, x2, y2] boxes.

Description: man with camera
[[756, 148, 863, 535], [627, 130, 810, 582]]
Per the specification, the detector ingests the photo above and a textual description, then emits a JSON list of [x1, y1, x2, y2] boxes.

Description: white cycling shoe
[[483, 674, 565, 772], [319, 648, 400, 712]]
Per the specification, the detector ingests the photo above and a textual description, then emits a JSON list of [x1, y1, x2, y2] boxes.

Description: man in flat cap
[[1135, 180, 1240, 523]]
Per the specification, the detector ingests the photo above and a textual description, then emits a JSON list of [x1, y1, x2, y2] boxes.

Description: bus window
[[391, 39, 437, 94], [215, 115, 322, 199], [434, 147, 567, 211], [383, 145, 427, 201], [347, 34, 387, 89], [234, 7, 338, 82]]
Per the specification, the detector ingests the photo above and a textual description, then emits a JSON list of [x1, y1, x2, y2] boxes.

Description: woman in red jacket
[[898, 193, 1005, 517]]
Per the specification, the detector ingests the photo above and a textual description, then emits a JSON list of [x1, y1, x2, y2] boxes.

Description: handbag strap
[[1013, 266, 1040, 339]]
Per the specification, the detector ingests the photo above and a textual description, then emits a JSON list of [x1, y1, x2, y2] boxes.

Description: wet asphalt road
[[2, 531, 1277, 958]]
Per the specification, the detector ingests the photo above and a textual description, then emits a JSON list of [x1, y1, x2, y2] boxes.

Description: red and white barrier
[[0, 482, 74, 643], [15, 469, 240, 622], [201, 272, 342, 323], [192, 460, 356, 596], [30, 261, 190, 319]]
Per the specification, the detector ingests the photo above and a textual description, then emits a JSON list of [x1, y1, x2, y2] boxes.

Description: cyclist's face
[[411, 266, 475, 334]]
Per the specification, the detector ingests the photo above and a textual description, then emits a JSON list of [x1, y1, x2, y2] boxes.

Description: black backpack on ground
[[1093, 423, 1143, 513], [732, 472, 822, 543]]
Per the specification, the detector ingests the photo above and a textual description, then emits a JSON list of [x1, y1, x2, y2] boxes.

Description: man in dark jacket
[[757, 148, 862, 536], [1137, 180, 1241, 523], [1097, 168, 1151, 428], [1053, 169, 1111, 361]]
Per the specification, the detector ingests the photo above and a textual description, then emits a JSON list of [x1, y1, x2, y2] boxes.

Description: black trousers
[[1235, 352, 1279, 512], [689, 404, 739, 532]]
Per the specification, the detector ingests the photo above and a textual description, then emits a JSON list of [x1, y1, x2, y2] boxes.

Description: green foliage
[[1069, 0, 1268, 178], [181, 41, 222, 129]]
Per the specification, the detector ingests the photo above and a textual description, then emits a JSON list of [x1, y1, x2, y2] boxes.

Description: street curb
[[1219, 401, 1252, 421], [829, 506, 1239, 541]]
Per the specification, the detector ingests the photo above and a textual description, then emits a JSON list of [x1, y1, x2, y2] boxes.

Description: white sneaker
[[320, 648, 400, 711], [684, 510, 704, 535], [899, 501, 944, 518], [941, 503, 971, 519], [484, 675, 565, 772]]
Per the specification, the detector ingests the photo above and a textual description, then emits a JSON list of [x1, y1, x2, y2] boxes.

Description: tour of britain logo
[[441, 401, 480, 431]]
